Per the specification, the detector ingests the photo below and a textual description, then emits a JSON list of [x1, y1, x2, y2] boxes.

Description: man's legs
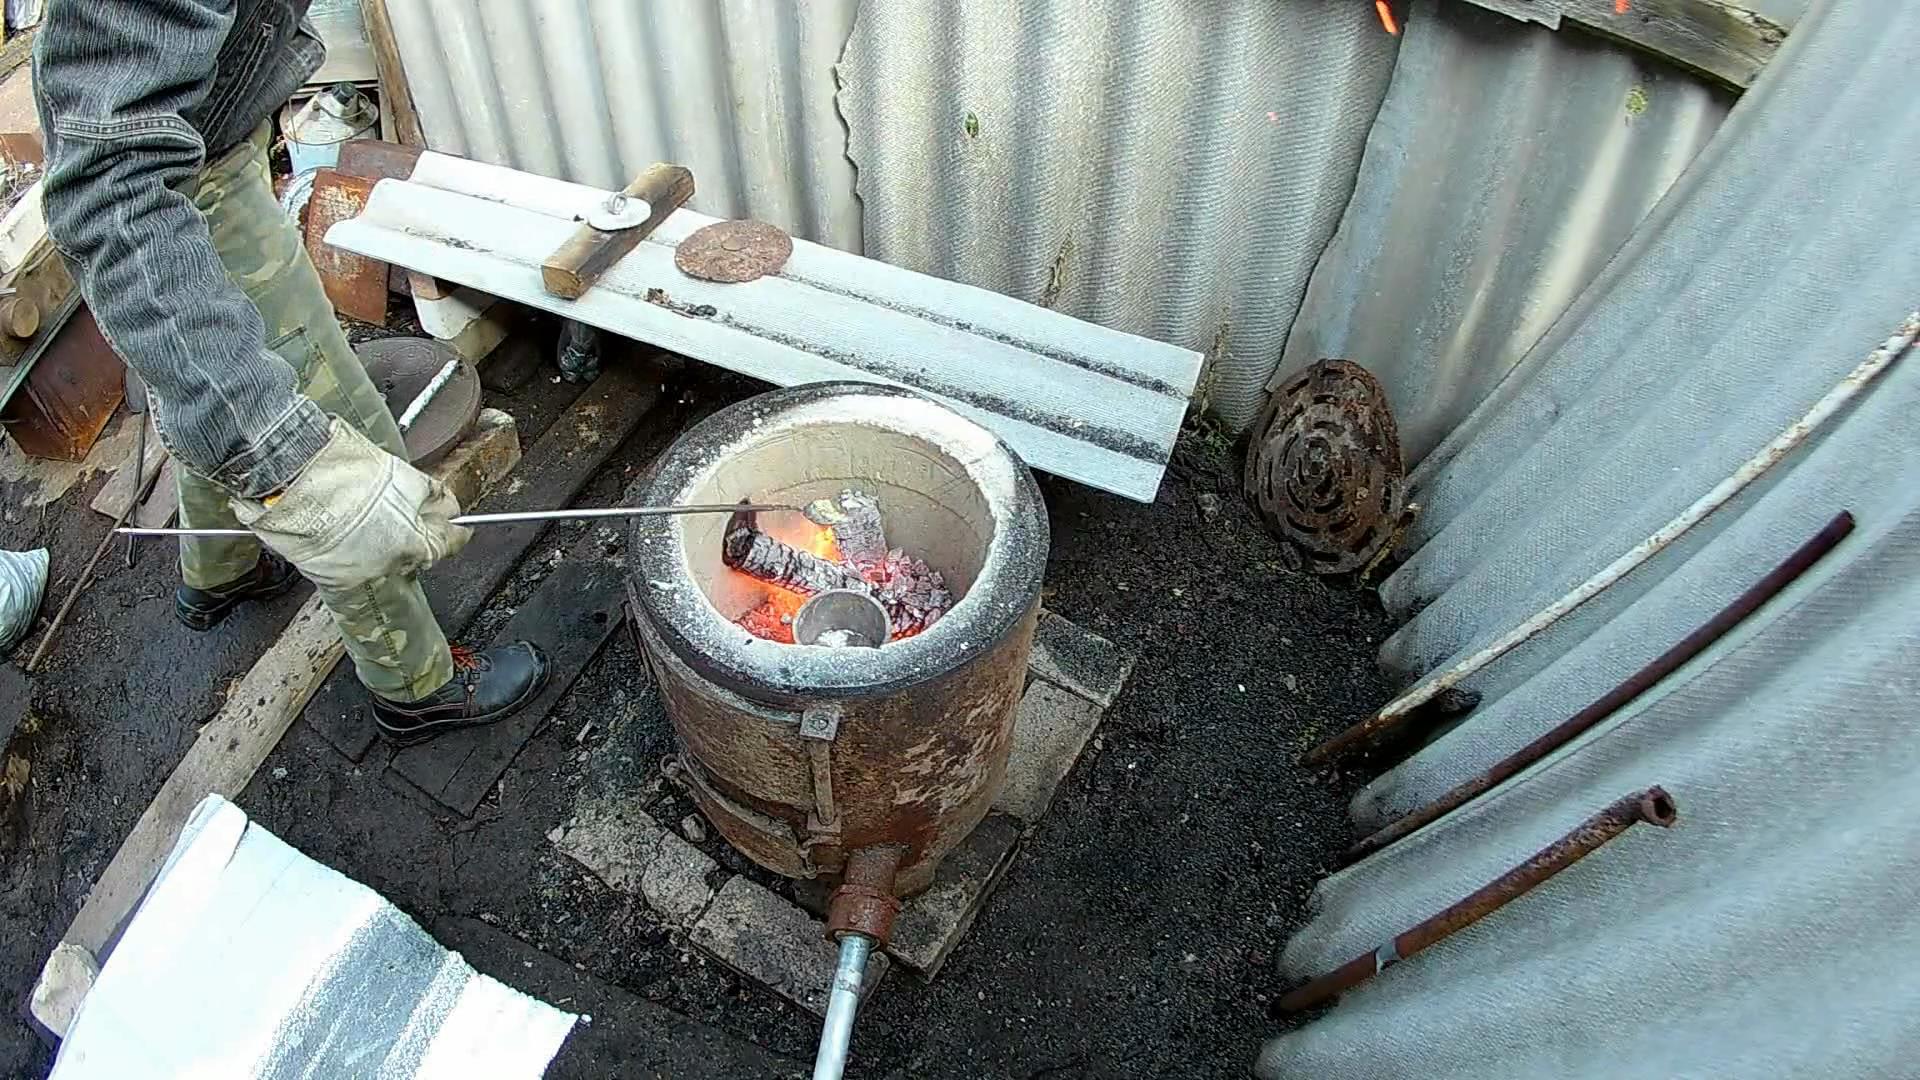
[[175, 124, 453, 702]]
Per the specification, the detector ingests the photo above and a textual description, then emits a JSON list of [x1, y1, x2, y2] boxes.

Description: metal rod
[[1276, 787, 1678, 1013], [812, 933, 873, 1080], [27, 476, 146, 672], [115, 503, 800, 538], [1341, 511, 1852, 865], [1303, 312, 1918, 768]]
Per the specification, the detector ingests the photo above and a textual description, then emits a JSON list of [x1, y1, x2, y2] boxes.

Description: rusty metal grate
[[1245, 358, 1407, 574]]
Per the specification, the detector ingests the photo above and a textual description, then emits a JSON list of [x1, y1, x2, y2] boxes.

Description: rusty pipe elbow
[[826, 845, 906, 946]]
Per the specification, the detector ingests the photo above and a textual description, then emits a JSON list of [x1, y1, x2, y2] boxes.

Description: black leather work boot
[[371, 642, 551, 745], [175, 552, 302, 631]]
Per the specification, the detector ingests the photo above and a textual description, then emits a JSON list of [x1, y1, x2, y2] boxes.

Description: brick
[[690, 877, 887, 1018], [551, 799, 719, 927], [1028, 611, 1136, 708], [887, 813, 1021, 980], [994, 681, 1106, 823], [641, 831, 719, 926]]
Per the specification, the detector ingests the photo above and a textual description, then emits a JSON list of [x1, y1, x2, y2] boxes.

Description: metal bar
[[1342, 511, 1852, 865], [1276, 787, 1678, 1013], [1303, 313, 1919, 768], [115, 503, 799, 538], [812, 933, 873, 1080]]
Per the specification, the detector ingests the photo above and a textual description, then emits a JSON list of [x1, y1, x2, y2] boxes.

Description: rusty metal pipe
[[814, 845, 902, 1080], [1276, 787, 1677, 1013], [1342, 512, 1851, 865]]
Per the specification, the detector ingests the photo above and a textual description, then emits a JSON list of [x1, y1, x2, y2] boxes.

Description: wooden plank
[[88, 416, 165, 520], [388, 555, 623, 815], [131, 458, 179, 530], [359, 0, 424, 149], [303, 169, 388, 324], [29, 412, 521, 1038], [1455, 0, 1791, 90], [540, 164, 694, 300], [305, 364, 659, 761]]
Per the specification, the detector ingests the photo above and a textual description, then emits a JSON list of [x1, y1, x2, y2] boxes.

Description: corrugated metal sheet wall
[[383, 0, 863, 252], [1263, 1, 1920, 1074], [1278, 0, 1731, 463], [837, 0, 1399, 430]]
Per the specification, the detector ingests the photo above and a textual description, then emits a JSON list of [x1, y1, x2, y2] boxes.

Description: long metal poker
[[116, 503, 798, 538]]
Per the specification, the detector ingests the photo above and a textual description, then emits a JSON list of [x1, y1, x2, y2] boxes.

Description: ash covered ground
[[0, 364, 1395, 1079]]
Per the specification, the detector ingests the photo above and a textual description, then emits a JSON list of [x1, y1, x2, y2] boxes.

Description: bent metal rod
[[117, 503, 799, 538]]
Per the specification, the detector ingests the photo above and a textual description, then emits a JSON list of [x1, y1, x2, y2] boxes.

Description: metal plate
[[674, 220, 793, 283], [1244, 358, 1406, 575], [357, 337, 481, 466]]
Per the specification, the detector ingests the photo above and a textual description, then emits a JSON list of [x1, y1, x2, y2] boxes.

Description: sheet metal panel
[[1266, 2, 1920, 1075], [383, 0, 863, 252], [1279, 0, 1731, 464], [330, 155, 1203, 503], [836, 0, 1401, 431]]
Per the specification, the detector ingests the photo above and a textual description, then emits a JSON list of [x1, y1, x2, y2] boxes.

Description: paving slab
[[691, 876, 887, 1019], [994, 680, 1108, 823], [434, 916, 801, 1080], [550, 798, 719, 928], [1028, 610, 1136, 708], [885, 813, 1022, 980]]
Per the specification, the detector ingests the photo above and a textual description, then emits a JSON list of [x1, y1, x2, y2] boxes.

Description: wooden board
[[388, 556, 624, 815], [305, 364, 659, 761], [1456, 0, 1791, 89], [302, 169, 388, 325], [358, 0, 423, 149], [540, 164, 694, 300], [88, 416, 165, 520], [29, 412, 522, 1038]]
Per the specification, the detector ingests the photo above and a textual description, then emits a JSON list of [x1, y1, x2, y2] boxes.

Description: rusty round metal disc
[[356, 337, 482, 467], [1244, 359, 1407, 575], [674, 219, 793, 283]]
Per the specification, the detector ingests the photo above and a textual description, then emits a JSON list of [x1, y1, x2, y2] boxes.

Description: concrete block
[[551, 798, 718, 927], [994, 681, 1106, 823], [28, 942, 97, 1042], [642, 830, 719, 926], [887, 813, 1022, 980], [1028, 611, 1136, 708], [691, 877, 887, 1018]]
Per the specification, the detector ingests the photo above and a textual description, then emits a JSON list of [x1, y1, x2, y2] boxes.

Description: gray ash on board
[[722, 489, 952, 643]]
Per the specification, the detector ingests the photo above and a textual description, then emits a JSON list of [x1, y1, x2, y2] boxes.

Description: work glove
[[232, 418, 470, 591]]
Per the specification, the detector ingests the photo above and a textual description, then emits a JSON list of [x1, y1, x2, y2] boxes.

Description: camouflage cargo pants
[[175, 123, 453, 702]]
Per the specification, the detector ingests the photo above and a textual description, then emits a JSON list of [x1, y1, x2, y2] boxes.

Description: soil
[[0, 356, 1397, 1079]]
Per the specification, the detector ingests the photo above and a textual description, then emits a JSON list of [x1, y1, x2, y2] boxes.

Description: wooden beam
[[28, 410, 522, 1039], [358, 0, 424, 149], [539, 164, 695, 300], [1454, 0, 1791, 91]]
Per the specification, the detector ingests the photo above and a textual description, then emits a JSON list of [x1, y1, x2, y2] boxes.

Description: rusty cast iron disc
[[674, 219, 793, 283], [357, 336, 482, 467], [1244, 358, 1407, 575]]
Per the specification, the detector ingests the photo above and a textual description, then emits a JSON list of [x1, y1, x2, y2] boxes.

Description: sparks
[[1375, 0, 1399, 34]]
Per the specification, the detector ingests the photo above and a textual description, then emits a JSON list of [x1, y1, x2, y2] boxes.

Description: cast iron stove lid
[[629, 382, 1048, 704]]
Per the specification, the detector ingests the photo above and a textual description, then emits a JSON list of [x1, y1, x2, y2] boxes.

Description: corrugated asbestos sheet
[[382, 0, 862, 252], [1264, 1, 1920, 1075], [836, 0, 1401, 431], [1278, 0, 1731, 464]]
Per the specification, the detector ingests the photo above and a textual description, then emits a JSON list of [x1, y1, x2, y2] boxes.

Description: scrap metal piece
[[358, 337, 481, 466], [674, 219, 793, 283], [1277, 787, 1679, 1013], [1244, 358, 1407, 575]]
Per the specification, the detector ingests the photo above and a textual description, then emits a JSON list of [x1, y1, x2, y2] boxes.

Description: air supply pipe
[[812, 846, 904, 1080]]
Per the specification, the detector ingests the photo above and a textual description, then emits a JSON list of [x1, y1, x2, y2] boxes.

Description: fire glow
[[723, 492, 952, 646]]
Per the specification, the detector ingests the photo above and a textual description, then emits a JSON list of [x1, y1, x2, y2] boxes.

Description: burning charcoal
[[723, 506, 872, 597], [802, 489, 889, 569]]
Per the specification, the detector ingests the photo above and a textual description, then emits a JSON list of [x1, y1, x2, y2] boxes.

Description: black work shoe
[[175, 553, 302, 631], [371, 642, 550, 745]]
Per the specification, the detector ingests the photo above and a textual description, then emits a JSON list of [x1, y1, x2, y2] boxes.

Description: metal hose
[[813, 933, 874, 1080]]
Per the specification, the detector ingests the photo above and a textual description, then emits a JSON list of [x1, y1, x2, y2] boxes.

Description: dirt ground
[[0, 357, 1395, 1078]]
